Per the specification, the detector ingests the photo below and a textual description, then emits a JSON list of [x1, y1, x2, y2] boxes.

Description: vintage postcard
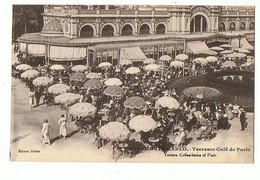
[[10, 5, 254, 163]]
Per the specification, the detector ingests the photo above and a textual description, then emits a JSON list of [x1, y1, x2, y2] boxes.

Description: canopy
[[28, 44, 46, 56], [222, 61, 237, 68], [71, 65, 88, 72], [54, 93, 80, 105], [170, 61, 184, 67], [124, 96, 146, 109], [70, 72, 86, 82], [125, 67, 141, 74], [159, 55, 171, 61], [48, 84, 70, 95], [205, 56, 218, 63], [120, 59, 133, 66], [104, 78, 123, 86], [230, 38, 254, 51], [144, 64, 161, 71], [186, 41, 212, 55], [220, 50, 233, 55], [99, 122, 130, 141], [129, 115, 157, 132], [143, 58, 156, 64], [220, 44, 232, 48], [120, 47, 147, 62], [193, 58, 208, 65], [16, 64, 33, 71], [84, 79, 103, 89], [227, 53, 247, 58], [33, 76, 53, 87], [104, 85, 124, 97], [98, 62, 112, 68], [69, 102, 97, 118], [21, 70, 40, 79], [50, 46, 86, 61], [175, 54, 189, 61], [157, 96, 179, 109], [85, 72, 101, 79], [209, 46, 224, 51], [235, 48, 250, 54], [50, 64, 65, 71]]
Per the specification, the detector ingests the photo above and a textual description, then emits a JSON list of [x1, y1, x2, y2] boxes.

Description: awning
[[19, 42, 27, 53], [230, 38, 254, 51], [50, 46, 87, 61], [186, 41, 213, 55], [28, 44, 46, 56], [120, 47, 147, 62]]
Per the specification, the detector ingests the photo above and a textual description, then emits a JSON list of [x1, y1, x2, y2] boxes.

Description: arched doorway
[[80, 25, 94, 38], [230, 22, 236, 31], [156, 24, 166, 34], [121, 24, 133, 36], [249, 22, 255, 30], [240, 22, 246, 30], [140, 24, 150, 35], [219, 22, 226, 31], [190, 15, 207, 33], [102, 25, 114, 37]]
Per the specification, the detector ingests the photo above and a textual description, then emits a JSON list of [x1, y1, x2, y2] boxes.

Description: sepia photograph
[[10, 4, 254, 163]]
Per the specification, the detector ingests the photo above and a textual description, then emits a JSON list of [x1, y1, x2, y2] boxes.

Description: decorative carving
[[191, 6, 210, 16]]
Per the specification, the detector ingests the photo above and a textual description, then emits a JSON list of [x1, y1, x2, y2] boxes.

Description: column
[[116, 18, 121, 36], [134, 18, 139, 35], [86, 47, 89, 66], [151, 18, 155, 34], [96, 18, 101, 37], [200, 16, 203, 32], [193, 18, 196, 32]]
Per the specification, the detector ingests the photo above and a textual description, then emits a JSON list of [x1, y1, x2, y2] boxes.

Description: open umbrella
[[193, 58, 208, 66], [16, 64, 33, 71], [84, 79, 103, 89], [220, 44, 232, 48], [104, 85, 124, 97], [120, 59, 132, 66], [71, 65, 88, 72], [143, 58, 156, 64], [69, 102, 97, 118], [85, 72, 101, 79], [205, 56, 218, 63], [124, 96, 146, 109], [50, 64, 65, 71], [129, 115, 157, 132], [222, 61, 237, 68], [33, 76, 53, 87], [159, 55, 171, 62], [157, 96, 179, 109], [99, 122, 130, 141], [232, 53, 247, 58], [170, 61, 184, 67], [175, 54, 189, 61], [48, 84, 70, 95], [125, 67, 141, 74], [21, 70, 40, 79], [235, 48, 250, 54], [209, 46, 224, 51], [144, 64, 161, 71], [220, 50, 233, 55], [54, 93, 80, 105], [183, 86, 221, 100], [104, 78, 123, 86], [98, 62, 112, 68], [70, 72, 86, 82]]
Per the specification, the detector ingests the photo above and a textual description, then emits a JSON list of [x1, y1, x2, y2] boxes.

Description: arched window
[[121, 24, 133, 36], [156, 24, 166, 34], [102, 25, 114, 37], [230, 22, 236, 31], [80, 25, 94, 38], [240, 22, 246, 30], [249, 22, 255, 30], [140, 24, 150, 35], [219, 22, 226, 31], [190, 15, 207, 33]]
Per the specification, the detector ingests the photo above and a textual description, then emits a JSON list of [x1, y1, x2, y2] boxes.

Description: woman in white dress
[[41, 119, 50, 145], [58, 114, 67, 139]]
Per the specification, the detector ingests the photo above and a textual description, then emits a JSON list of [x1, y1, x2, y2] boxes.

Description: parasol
[[33, 76, 53, 87], [222, 61, 237, 68], [50, 64, 65, 71], [220, 44, 232, 48], [70, 72, 86, 82], [183, 86, 221, 100], [205, 56, 218, 63], [16, 64, 33, 71], [193, 58, 208, 66], [85, 72, 101, 79], [129, 115, 157, 132], [143, 58, 156, 64], [99, 122, 130, 141], [54, 93, 80, 105], [144, 64, 161, 71], [71, 65, 88, 72], [98, 62, 112, 68], [21, 70, 40, 79], [157, 96, 179, 109], [124, 96, 146, 109], [170, 61, 184, 67], [48, 83, 70, 95], [159, 55, 171, 61], [175, 54, 189, 61], [104, 78, 123, 86], [104, 85, 124, 97], [120, 59, 133, 66], [209, 46, 224, 51], [84, 79, 103, 89], [125, 67, 141, 74], [235, 48, 250, 54], [69, 102, 97, 118]]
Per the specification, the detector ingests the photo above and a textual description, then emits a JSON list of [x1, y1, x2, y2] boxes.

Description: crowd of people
[[12, 49, 251, 159]]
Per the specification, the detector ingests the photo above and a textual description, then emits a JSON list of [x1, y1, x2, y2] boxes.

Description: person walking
[[41, 119, 50, 145], [240, 110, 247, 131], [58, 114, 67, 139], [29, 90, 35, 108]]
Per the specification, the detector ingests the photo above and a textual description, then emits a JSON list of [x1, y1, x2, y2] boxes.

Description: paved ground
[[10, 77, 253, 163]]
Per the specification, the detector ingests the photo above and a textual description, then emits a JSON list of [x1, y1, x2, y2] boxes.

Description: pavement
[[10, 77, 254, 163]]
